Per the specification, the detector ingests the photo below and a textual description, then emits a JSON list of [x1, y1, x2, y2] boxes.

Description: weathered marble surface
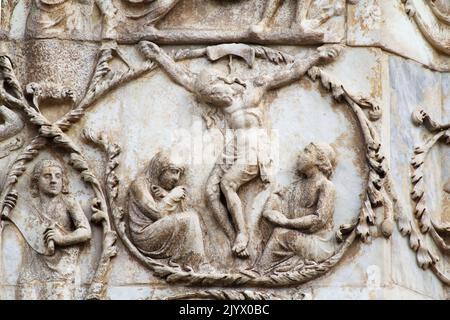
[[0, 0, 448, 300]]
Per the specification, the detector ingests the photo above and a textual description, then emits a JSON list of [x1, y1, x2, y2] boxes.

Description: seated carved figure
[[127, 150, 205, 270], [15, 159, 92, 299], [257, 143, 338, 273]]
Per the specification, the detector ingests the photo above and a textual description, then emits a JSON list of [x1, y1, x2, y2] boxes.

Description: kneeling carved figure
[[257, 143, 339, 273], [127, 150, 205, 271]]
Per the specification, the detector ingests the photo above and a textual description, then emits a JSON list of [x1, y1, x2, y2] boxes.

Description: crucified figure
[[139, 41, 341, 258], [250, 0, 344, 35]]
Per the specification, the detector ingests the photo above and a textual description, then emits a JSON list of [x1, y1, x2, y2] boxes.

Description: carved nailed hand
[[139, 41, 162, 60], [318, 45, 342, 63]]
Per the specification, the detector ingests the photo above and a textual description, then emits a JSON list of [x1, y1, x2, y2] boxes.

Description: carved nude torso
[[220, 80, 266, 129]]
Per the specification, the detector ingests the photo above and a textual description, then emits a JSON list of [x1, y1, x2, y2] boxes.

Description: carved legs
[[205, 161, 260, 259], [205, 165, 236, 242], [251, 0, 311, 33], [220, 163, 259, 259], [293, 0, 343, 30], [250, 0, 343, 34], [249, 0, 284, 35]]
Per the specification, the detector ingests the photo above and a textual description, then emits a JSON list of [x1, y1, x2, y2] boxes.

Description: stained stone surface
[[0, 0, 448, 300]]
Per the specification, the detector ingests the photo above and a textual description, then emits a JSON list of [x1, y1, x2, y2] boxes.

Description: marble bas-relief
[[8, 159, 91, 299], [1, 0, 351, 43], [401, 0, 450, 56], [127, 150, 205, 271], [139, 41, 341, 259], [0, 0, 448, 300]]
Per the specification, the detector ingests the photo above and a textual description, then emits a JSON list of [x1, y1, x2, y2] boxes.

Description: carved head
[[296, 143, 337, 178], [145, 150, 185, 191], [31, 159, 68, 198], [194, 69, 235, 108]]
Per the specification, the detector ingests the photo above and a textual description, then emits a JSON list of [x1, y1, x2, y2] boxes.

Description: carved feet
[[232, 232, 250, 259]]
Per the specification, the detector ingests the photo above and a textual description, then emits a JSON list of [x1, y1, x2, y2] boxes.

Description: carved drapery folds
[[81, 42, 396, 289], [409, 110, 450, 285]]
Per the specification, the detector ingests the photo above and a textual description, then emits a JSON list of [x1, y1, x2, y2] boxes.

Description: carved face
[[197, 70, 235, 107], [203, 80, 235, 107], [159, 167, 182, 190], [38, 165, 63, 197], [296, 143, 318, 174]]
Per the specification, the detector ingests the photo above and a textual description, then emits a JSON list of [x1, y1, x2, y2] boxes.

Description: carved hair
[[310, 143, 337, 179], [194, 69, 219, 98], [194, 69, 227, 129], [144, 150, 185, 187], [30, 159, 69, 197]]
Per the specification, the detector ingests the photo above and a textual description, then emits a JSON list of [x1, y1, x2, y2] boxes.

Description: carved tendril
[[85, 57, 392, 288], [0, 46, 157, 299], [307, 66, 392, 240]]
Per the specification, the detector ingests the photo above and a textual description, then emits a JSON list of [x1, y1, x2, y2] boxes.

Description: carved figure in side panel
[[6, 160, 92, 299]]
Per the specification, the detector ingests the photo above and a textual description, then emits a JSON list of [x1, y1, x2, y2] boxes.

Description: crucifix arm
[[139, 41, 196, 93], [261, 44, 342, 91]]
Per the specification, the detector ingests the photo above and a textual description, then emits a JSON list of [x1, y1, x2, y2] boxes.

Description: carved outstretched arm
[[139, 41, 196, 92], [261, 44, 342, 91]]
